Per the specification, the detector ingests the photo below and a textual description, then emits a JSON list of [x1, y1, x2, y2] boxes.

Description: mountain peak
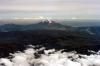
[[39, 19, 57, 25]]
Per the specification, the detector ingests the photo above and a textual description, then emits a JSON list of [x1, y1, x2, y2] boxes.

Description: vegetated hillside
[[0, 30, 100, 57], [76, 26, 100, 36]]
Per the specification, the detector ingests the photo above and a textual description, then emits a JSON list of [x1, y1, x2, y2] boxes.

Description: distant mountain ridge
[[0, 20, 72, 32], [0, 20, 100, 36]]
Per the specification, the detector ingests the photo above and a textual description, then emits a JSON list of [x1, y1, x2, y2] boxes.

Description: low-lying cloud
[[0, 45, 100, 66]]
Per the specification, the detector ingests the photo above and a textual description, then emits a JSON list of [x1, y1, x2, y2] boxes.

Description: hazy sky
[[0, 0, 100, 19]]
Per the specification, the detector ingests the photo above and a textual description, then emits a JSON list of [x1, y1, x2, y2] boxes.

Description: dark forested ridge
[[0, 30, 100, 57], [0, 21, 100, 57]]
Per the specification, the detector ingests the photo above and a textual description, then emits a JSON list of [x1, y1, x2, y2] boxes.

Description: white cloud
[[0, 45, 100, 66]]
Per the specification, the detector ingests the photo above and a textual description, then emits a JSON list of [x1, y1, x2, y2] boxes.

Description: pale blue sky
[[0, 0, 100, 19]]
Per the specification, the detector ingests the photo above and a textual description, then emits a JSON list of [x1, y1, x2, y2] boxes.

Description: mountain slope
[[0, 20, 72, 32]]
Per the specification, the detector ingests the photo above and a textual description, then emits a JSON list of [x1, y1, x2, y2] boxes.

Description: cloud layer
[[0, 0, 100, 19], [0, 45, 100, 66]]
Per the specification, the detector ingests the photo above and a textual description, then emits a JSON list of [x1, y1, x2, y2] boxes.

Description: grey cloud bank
[[0, 0, 100, 19]]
